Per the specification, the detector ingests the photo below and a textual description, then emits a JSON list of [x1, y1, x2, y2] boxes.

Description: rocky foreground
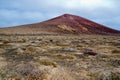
[[0, 34, 120, 80]]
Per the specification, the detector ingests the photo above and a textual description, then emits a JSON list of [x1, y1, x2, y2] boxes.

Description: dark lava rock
[[84, 48, 97, 56]]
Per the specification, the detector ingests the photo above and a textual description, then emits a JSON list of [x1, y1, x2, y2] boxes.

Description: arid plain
[[0, 34, 120, 80]]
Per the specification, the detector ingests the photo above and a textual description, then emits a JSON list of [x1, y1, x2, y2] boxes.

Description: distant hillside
[[0, 14, 120, 35]]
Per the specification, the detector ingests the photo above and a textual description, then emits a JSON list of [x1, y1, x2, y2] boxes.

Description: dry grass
[[55, 54, 76, 60], [0, 34, 120, 80], [39, 59, 57, 67], [0, 62, 74, 80], [111, 49, 120, 54]]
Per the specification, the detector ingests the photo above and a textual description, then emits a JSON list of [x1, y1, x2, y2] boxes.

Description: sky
[[0, 0, 120, 30]]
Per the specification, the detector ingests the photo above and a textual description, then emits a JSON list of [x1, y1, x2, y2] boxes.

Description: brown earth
[[0, 14, 120, 35], [0, 34, 120, 80]]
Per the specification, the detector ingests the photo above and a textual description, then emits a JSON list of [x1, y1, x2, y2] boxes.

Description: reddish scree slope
[[0, 14, 120, 35]]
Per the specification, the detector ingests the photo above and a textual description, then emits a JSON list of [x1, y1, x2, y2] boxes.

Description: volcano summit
[[0, 14, 120, 35]]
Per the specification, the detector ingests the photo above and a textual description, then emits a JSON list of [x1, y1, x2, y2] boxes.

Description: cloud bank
[[0, 0, 120, 30]]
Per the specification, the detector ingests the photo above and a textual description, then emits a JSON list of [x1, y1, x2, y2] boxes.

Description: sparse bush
[[1, 63, 50, 80], [1, 62, 74, 80], [0, 48, 6, 54], [111, 49, 120, 54], [89, 71, 120, 80], [26, 46, 36, 53], [39, 59, 57, 67], [109, 59, 120, 67], [0, 42, 8, 47], [55, 54, 76, 60], [110, 72, 120, 80], [0, 34, 120, 80]]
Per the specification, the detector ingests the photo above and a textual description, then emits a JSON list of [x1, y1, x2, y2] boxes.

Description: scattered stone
[[83, 48, 97, 56], [64, 47, 78, 52]]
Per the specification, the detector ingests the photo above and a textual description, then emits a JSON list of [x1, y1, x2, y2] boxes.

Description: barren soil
[[0, 34, 120, 80]]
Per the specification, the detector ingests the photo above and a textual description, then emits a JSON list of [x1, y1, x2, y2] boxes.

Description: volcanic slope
[[0, 14, 120, 35]]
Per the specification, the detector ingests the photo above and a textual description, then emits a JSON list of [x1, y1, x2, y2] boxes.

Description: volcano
[[0, 14, 120, 35]]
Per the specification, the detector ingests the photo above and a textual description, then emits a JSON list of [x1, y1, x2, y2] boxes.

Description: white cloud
[[0, 0, 116, 11]]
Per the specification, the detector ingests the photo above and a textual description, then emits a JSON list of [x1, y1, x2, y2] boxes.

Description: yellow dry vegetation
[[58, 25, 76, 32]]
